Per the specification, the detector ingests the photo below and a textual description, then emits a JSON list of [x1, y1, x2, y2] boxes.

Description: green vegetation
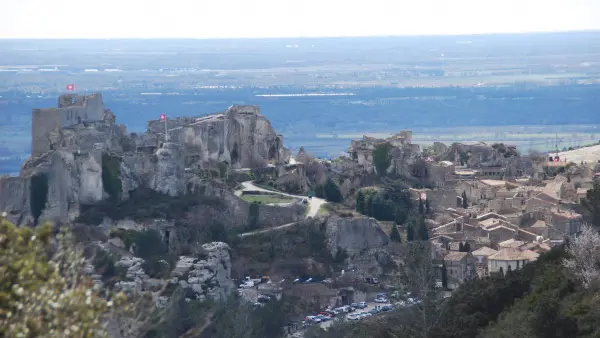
[[355, 181, 412, 223], [232, 220, 338, 277], [390, 224, 402, 242], [247, 202, 260, 231], [0, 218, 129, 338], [77, 187, 223, 225], [101, 153, 122, 202], [405, 215, 428, 241], [462, 190, 468, 208], [581, 183, 600, 227], [491, 142, 519, 158], [373, 142, 393, 176], [241, 194, 294, 204], [29, 172, 49, 224], [314, 177, 343, 203]]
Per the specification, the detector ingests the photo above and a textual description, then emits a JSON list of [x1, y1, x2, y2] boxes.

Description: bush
[[29, 173, 49, 224], [247, 202, 260, 231], [134, 229, 168, 259], [0, 217, 128, 337], [373, 142, 393, 176]]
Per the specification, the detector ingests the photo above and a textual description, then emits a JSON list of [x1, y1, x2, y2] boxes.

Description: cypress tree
[[406, 223, 415, 242], [461, 191, 468, 208], [390, 224, 402, 242], [418, 216, 429, 240]]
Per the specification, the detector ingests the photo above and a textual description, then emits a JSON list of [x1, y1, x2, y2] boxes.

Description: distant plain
[[1, 31, 600, 174]]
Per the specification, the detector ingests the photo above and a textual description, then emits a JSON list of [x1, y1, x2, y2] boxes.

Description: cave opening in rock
[[231, 143, 239, 164], [164, 229, 170, 246], [268, 144, 277, 159]]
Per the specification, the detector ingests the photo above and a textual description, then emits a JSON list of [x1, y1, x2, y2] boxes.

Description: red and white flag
[[66, 84, 75, 91], [159, 113, 167, 121]]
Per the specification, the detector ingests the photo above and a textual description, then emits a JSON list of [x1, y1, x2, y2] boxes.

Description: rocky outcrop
[[325, 216, 390, 256], [160, 105, 287, 170], [171, 242, 235, 300], [0, 95, 294, 225]]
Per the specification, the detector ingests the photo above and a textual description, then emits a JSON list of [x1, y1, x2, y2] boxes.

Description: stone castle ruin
[[0, 93, 290, 225], [32, 93, 106, 157]]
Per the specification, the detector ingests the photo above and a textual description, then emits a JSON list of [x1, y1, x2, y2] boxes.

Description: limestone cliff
[[0, 94, 291, 225], [325, 216, 390, 257]]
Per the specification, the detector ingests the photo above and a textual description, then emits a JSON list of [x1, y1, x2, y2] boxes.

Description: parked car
[[365, 277, 379, 284], [374, 297, 389, 303], [357, 301, 368, 309], [381, 305, 394, 311], [347, 313, 361, 320]]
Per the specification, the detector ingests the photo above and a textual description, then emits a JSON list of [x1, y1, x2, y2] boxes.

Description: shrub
[[373, 142, 393, 176], [29, 172, 49, 224], [134, 229, 168, 259], [247, 202, 260, 231], [0, 217, 128, 337]]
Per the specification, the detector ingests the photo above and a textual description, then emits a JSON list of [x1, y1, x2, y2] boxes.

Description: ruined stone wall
[[31, 93, 105, 157], [32, 108, 63, 157]]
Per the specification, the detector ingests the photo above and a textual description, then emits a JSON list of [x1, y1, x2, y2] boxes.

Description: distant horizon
[[2, 0, 599, 39], [1, 29, 600, 41]]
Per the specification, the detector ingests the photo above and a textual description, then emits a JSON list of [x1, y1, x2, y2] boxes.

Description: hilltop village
[[1, 93, 600, 336]]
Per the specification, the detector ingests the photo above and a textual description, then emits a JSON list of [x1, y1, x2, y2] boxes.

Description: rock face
[[0, 94, 292, 225], [171, 242, 235, 300], [325, 216, 390, 257], [156, 105, 287, 169]]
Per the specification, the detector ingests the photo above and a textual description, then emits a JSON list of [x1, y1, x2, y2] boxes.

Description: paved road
[[236, 181, 326, 238], [237, 181, 326, 218]]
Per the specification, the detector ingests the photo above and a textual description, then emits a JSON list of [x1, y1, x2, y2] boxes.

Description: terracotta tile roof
[[531, 220, 548, 228], [471, 246, 498, 256], [488, 248, 539, 261], [444, 251, 468, 261], [498, 239, 527, 248]]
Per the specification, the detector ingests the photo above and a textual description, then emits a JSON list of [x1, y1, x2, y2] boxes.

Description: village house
[[471, 246, 498, 276], [444, 251, 476, 290], [487, 248, 539, 274]]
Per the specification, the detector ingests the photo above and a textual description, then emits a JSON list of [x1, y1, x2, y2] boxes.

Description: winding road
[[235, 181, 327, 237]]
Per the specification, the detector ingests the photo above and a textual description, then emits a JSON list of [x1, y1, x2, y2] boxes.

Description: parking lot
[[318, 301, 393, 329]]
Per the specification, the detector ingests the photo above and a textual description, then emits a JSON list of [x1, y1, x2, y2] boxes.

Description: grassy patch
[[241, 194, 294, 204]]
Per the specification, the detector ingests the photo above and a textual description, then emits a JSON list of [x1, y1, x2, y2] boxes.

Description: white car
[[374, 297, 389, 303]]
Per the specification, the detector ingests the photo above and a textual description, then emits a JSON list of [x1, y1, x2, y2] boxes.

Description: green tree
[[418, 216, 429, 240], [581, 183, 600, 227], [323, 177, 343, 203], [463, 242, 471, 252], [355, 189, 366, 213], [0, 217, 130, 338], [390, 224, 402, 243], [248, 202, 260, 230], [461, 191, 468, 208], [459, 242, 464, 252], [372, 142, 393, 176], [425, 198, 431, 214], [406, 221, 415, 242], [441, 262, 448, 289], [418, 198, 425, 215]]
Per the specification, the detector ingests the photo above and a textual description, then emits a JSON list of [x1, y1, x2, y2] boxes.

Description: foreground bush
[[0, 217, 128, 338]]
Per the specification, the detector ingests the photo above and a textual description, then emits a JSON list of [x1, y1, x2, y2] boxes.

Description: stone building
[[32, 93, 105, 157], [487, 248, 539, 274], [444, 251, 476, 290]]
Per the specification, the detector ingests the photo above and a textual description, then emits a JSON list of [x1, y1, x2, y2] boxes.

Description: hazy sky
[[1, 0, 599, 39]]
